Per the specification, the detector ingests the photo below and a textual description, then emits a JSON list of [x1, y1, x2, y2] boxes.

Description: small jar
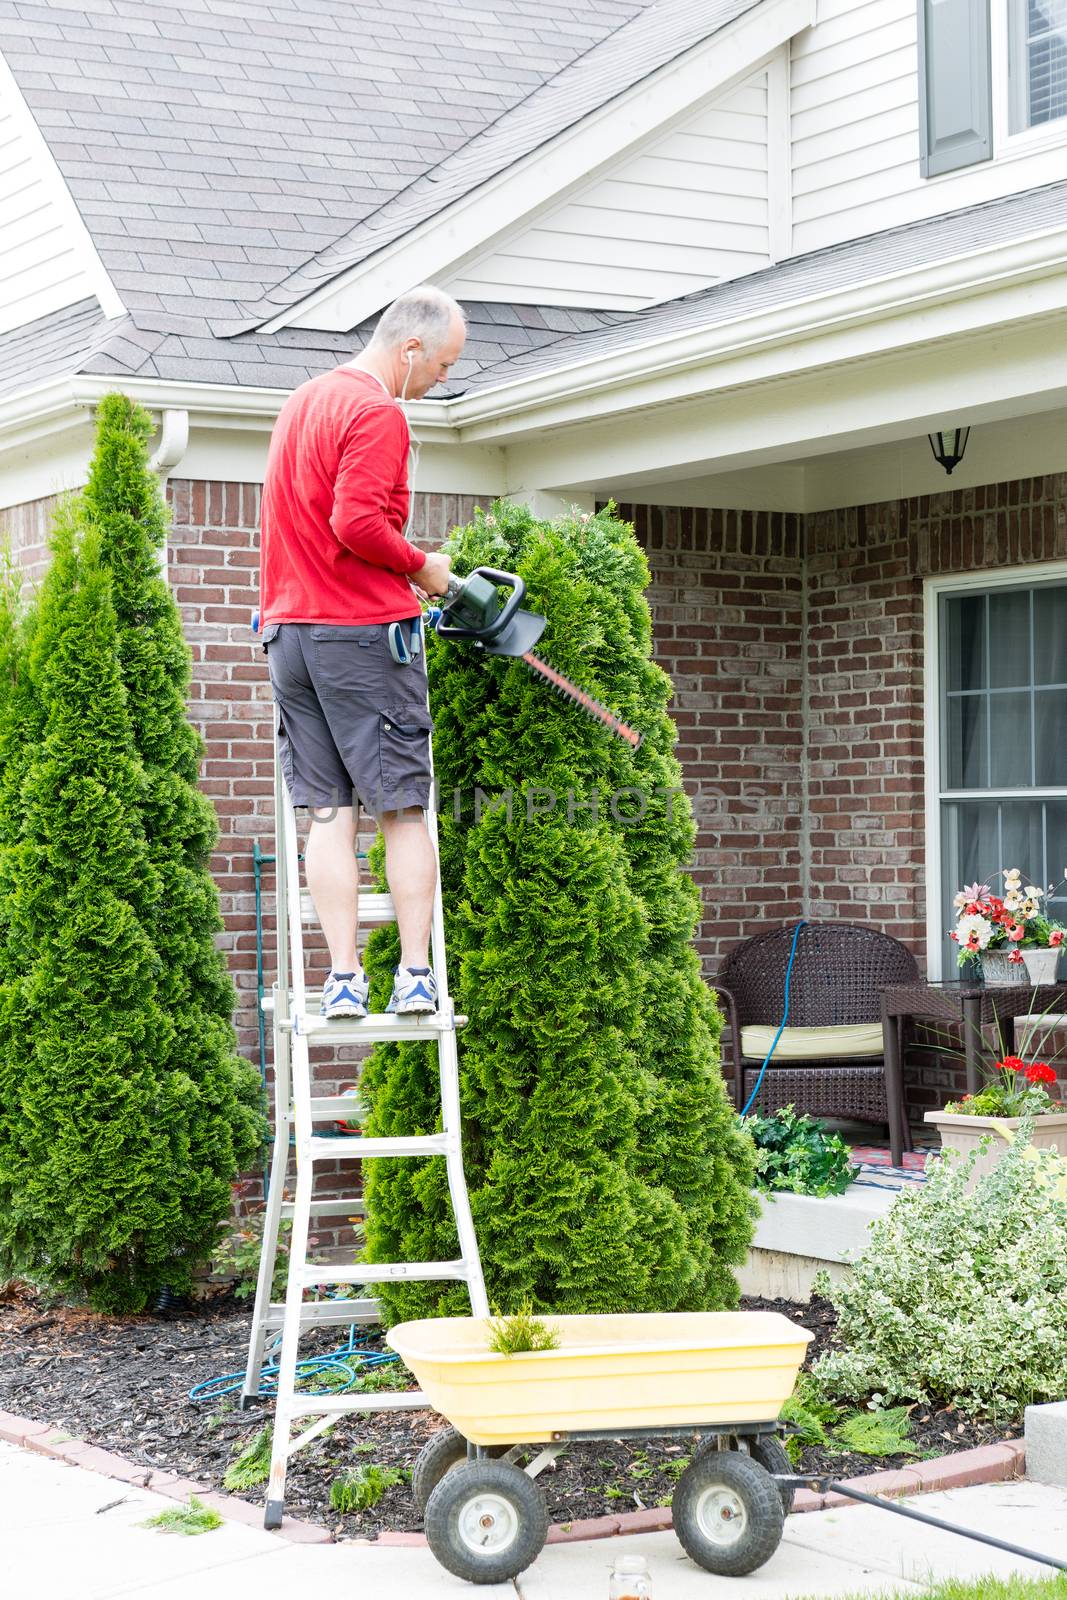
[[609, 1553, 652, 1599]]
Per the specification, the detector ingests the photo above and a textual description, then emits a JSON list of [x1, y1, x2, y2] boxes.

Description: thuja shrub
[[0, 396, 263, 1311], [361, 502, 755, 1321], [813, 1131, 1067, 1416]]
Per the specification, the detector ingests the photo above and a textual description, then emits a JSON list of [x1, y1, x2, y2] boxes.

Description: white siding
[[0, 52, 120, 335], [446, 71, 772, 310], [790, 0, 1067, 256]]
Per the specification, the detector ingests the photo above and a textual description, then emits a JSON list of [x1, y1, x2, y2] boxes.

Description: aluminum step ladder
[[240, 722, 489, 1531]]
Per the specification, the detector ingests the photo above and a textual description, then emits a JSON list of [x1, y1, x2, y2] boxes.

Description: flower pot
[[923, 1108, 1067, 1188], [978, 950, 1030, 987], [1022, 947, 1062, 986]]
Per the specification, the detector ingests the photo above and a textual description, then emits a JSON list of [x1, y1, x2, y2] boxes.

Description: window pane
[[1035, 689, 1067, 785], [1033, 585, 1067, 683], [987, 590, 1031, 687], [1044, 798, 1067, 913], [946, 695, 987, 788], [1030, 0, 1067, 32], [1024, 0, 1067, 124], [989, 690, 1033, 786], [1000, 801, 1045, 882], [944, 594, 986, 691]]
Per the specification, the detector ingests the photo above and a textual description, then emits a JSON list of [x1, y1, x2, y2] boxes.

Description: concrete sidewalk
[[3, 1439, 1064, 1600]]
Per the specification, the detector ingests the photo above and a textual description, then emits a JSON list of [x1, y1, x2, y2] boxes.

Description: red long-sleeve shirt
[[259, 366, 423, 625]]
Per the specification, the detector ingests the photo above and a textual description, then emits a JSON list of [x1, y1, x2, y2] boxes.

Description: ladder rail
[[248, 698, 489, 1529]]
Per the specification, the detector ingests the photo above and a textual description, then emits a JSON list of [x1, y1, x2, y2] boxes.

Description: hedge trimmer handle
[[436, 567, 532, 649]]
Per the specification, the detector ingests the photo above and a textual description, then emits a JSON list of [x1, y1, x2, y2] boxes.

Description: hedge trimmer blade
[[520, 651, 643, 748]]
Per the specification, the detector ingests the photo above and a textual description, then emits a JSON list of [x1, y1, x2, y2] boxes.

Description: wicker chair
[[711, 921, 920, 1150]]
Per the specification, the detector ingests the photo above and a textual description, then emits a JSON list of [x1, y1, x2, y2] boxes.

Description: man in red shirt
[[259, 285, 466, 1020]]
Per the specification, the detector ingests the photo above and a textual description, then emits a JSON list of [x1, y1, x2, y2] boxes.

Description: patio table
[[880, 978, 1067, 1166]]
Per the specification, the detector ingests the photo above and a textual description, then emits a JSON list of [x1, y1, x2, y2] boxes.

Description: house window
[[1008, 0, 1067, 131], [938, 579, 1067, 967]]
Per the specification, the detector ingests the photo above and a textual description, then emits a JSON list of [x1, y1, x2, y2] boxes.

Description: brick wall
[[612, 503, 806, 970], [0, 493, 60, 587]]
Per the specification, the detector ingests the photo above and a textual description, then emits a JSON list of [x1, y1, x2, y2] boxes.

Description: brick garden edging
[[0, 1404, 1025, 1548]]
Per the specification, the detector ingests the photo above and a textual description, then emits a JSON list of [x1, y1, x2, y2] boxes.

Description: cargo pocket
[[378, 703, 434, 804], [310, 624, 382, 699]]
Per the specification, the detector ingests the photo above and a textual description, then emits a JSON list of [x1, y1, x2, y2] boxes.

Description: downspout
[[799, 516, 812, 920], [148, 407, 190, 578]]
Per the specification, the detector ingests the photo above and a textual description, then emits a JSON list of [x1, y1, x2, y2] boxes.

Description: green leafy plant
[[944, 1055, 1062, 1117], [140, 1495, 222, 1536], [329, 1463, 406, 1513], [779, 1371, 841, 1464], [834, 1404, 922, 1458], [223, 1427, 273, 1491], [361, 503, 756, 1322], [0, 395, 265, 1312], [813, 1125, 1067, 1415], [487, 1300, 561, 1355], [212, 1214, 292, 1301], [745, 1106, 858, 1198]]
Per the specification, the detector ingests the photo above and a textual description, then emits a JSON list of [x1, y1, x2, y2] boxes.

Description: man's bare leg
[[304, 805, 359, 972], [379, 808, 436, 970]]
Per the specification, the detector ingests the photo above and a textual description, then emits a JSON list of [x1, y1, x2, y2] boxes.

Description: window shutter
[[917, 0, 993, 177]]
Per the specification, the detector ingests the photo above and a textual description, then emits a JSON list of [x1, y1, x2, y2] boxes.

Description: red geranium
[[1025, 1062, 1057, 1085], [995, 1056, 1026, 1073]]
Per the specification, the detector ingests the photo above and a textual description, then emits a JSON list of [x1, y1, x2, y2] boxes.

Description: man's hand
[[411, 551, 452, 597]]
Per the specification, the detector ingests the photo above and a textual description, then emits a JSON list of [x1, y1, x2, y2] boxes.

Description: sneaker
[[387, 965, 438, 1015], [320, 968, 369, 1020]]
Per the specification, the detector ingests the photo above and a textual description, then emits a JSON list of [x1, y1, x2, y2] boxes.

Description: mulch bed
[[0, 1283, 1019, 1542]]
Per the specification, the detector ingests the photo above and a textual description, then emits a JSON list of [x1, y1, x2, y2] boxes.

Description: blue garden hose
[[739, 921, 806, 1118], [188, 1323, 397, 1404]]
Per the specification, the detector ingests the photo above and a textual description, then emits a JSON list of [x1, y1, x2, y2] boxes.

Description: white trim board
[[923, 562, 1067, 978]]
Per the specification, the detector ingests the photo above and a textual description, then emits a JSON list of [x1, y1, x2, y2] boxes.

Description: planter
[[1022, 947, 1062, 985], [978, 950, 1029, 987], [924, 1108, 1067, 1187]]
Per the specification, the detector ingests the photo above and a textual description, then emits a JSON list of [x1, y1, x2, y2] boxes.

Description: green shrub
[[360, 503, 755, 1320], [211, 1214, 292, 1301], [813, 1127, 1067, 1416], [0, 396, 264, 1311], [745, 1105, 858, 1197]]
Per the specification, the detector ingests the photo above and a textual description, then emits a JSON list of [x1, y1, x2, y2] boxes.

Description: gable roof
[[0, 0, 656, 334], [238, 0, 769, 332]]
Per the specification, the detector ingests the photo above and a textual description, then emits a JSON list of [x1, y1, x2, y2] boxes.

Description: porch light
[[928, 425, 970, 475]]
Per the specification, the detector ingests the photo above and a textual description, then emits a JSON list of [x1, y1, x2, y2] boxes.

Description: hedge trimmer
[[428, 567, 643, 749]]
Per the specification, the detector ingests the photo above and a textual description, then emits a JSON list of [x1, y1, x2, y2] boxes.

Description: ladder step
[[286, 1390, 428, 1419], [300, 890, 395, 927], [262, 994, 467, 1040], [308, 1133, 449, 1161], [262, 1297, 380, 1330], [301, 1259, 469, 1288], [308, 1095, 367, 1120], [281, 1196, 366, 1218]]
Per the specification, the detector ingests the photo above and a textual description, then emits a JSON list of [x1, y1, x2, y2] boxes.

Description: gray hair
[[368, 285, 466, 357]]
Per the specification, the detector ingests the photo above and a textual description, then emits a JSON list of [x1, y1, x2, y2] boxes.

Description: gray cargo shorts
[[261, 621, 433, 815]]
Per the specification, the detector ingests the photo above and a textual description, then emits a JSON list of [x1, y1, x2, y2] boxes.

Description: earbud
[[405, 351, 414, 366]]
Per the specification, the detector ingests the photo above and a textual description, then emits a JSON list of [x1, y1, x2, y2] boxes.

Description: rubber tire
[[673, 1449, 785, 1577], [411, 1428, 511, 1516], [695, 1432, 795, 1516], [746, 1435, 795, 1516], [424, 1460, 548, 1585]]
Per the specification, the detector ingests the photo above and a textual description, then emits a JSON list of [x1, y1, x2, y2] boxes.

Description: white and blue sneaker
[[320, 968, 369, 1020], [387, 965, 438, 1015]]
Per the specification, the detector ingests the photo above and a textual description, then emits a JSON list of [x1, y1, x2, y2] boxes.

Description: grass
[[486, 1300, 560, 1355], [223, 1426, 272, 1491], [139, 1495, 222, 1537], [790, 1578, 1067, 1600], [329, 1462, 406, 1514]]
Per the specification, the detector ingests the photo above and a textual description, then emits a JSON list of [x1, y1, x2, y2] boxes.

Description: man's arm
[[330, 404, 424, 576]]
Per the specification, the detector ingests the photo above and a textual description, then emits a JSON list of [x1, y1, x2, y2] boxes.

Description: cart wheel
[[411, 1428, 512, 1515], [673, 1449, 784, 1577], [747, 1435, 795, 1516], [696, 1432, 795, 1516], [424, 1460, 547, 1585]]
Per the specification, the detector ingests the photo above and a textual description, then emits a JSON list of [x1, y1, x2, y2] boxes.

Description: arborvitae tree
[[0, 398, 263, 1310], [361, 503, 755, 1321]]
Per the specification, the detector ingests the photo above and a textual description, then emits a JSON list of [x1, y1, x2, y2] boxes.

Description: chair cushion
[[740, 1023, 884, 1061]]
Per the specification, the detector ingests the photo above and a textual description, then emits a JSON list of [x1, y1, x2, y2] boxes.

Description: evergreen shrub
[[0, 395, 263, 1311], [361, 502, 755, 1320]]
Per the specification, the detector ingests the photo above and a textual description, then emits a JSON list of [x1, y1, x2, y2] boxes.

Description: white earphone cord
[[400, 350, 420, 543]]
